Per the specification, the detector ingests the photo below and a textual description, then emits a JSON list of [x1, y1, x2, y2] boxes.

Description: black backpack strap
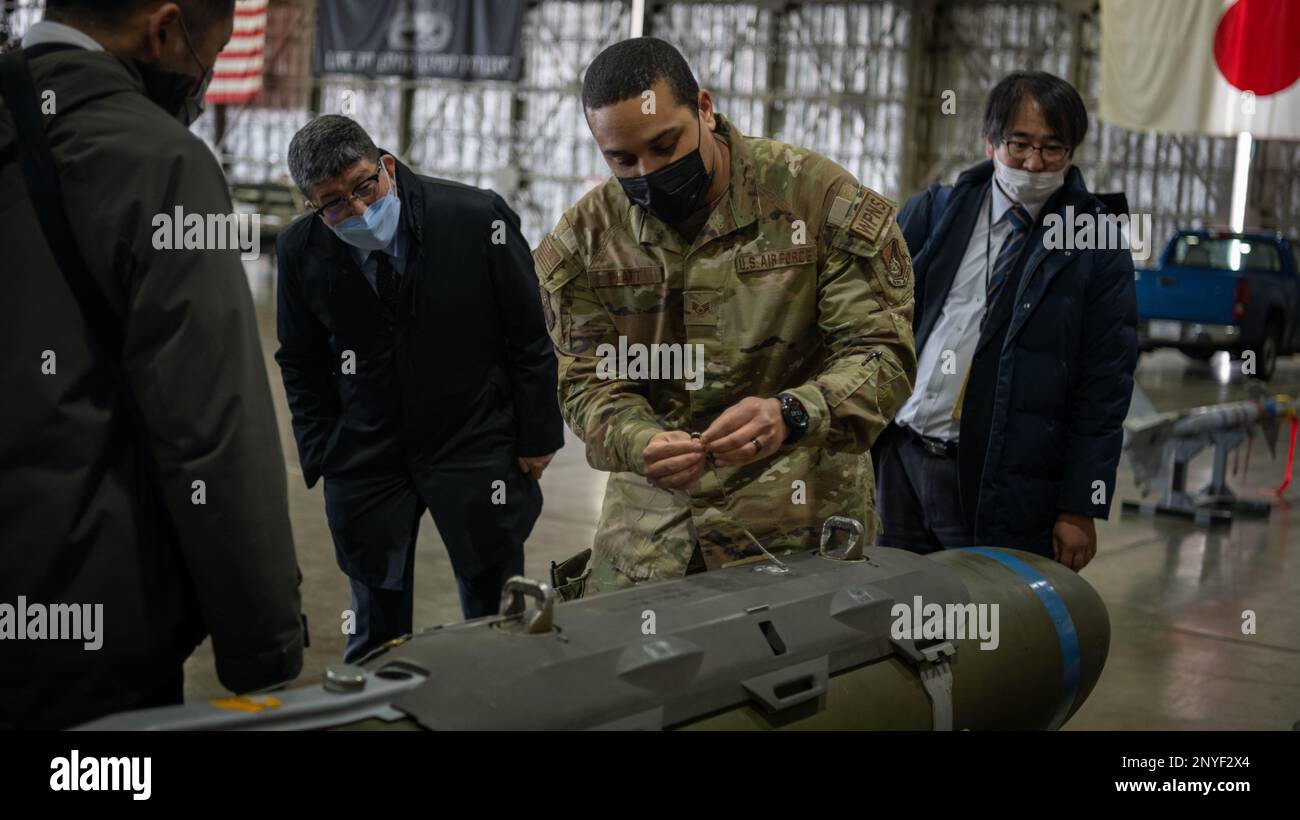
[[928, 183, 953, 232], [0, 48, 125, 358]]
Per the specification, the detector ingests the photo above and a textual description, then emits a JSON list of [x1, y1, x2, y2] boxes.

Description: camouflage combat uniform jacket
[[534, 115, 917, 594]]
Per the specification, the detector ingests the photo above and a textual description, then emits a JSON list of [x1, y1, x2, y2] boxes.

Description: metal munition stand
[[1122, 397, 1294, 527]]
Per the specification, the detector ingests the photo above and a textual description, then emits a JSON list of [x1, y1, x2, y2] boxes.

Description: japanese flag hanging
[[1100, 0, 1300, 139]]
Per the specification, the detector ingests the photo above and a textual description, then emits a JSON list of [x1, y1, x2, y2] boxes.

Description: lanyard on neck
[[982, 190, 995, 325]]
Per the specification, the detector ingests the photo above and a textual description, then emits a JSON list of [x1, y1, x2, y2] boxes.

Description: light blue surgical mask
[[329, 162, 401, 251]]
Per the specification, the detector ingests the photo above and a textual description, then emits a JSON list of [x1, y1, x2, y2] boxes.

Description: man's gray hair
[[287, 115, 381, 200]]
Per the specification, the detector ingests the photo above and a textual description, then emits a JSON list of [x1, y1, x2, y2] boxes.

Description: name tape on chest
[[589, 266, 663, 287], [735, 244, 817, 273]]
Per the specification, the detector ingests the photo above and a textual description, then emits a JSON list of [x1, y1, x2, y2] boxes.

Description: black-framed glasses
[[312, 168, 383, 222], [1001, 138, 1070, 164]]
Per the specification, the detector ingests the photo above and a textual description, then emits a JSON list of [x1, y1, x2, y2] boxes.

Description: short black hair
[[582, 37, 700, 112], [982, 70, 1089, 152], [45, 0, 236, 29], [287, 114, 381, 199]]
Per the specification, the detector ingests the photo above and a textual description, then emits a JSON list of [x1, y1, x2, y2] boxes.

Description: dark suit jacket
[[895, 161, 1138, 554], [275, 158, 564, 496]]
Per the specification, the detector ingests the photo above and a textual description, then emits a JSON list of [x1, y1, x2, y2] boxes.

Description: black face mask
[[618, 115, 715, 228], [133, 59, 209, 126], [130, 12, 213, 127]]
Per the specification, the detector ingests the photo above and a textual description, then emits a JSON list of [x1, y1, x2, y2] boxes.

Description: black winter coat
[[896, 160, 1138, 554], [0, 47, 303, 728]]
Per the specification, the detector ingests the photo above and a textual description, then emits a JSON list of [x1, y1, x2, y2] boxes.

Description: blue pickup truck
[[1136, 230, 1299, 380]]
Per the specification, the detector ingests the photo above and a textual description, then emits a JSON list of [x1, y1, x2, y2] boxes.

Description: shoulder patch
[[848, 189, 897, 245], [881, 236, 911, 288], [533, 235, 563, 276]]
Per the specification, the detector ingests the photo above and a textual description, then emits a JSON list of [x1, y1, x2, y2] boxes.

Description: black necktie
[[987, 203, 1031, 306], [376, 252, 400, 313]]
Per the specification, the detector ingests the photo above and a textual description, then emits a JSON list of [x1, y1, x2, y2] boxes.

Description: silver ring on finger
[[752, 436, 762, 453]]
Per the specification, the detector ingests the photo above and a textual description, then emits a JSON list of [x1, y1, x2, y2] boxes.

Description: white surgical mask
[[993, 154, 1066, 208]]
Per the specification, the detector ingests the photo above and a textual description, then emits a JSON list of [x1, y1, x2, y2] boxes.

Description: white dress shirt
[[895, 180, 1045, 441]]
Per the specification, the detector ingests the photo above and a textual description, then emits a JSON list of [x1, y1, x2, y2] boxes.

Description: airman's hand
[[643, 431, 707, 489], [699, 397, 787, 468]]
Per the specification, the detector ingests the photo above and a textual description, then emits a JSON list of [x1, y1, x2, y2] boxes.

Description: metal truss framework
[[2, 0, 1296, 249]]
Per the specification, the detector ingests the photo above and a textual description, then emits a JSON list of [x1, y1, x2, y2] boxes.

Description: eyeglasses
[[176, 10, 211, 86], [1001, 138, 1070, 164], [312, 167, 384, 223]]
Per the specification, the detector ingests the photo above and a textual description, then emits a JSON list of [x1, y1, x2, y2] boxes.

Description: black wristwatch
[[777, 393, 809, 445]]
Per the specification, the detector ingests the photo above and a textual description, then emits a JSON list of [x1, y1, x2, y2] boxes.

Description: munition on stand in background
[[1121, 386, 1299, 526], [77, 519, 1109, 731]]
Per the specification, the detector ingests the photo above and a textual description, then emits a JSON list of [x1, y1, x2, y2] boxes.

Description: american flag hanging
[[204, 0, 269, 105]]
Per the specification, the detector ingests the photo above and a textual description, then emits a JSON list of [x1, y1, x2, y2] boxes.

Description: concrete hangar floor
[[178, 262, 1300, 731]]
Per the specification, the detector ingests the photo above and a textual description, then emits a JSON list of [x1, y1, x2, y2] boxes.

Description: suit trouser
[[324, 463, 540, 664], [343, 543, 525, 664], [875, 424, 973, 553]]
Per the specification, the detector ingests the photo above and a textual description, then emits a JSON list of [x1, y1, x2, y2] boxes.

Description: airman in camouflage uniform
[[534, 41, 917, 596]]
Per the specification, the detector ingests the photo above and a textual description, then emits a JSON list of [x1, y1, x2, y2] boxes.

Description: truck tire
[[1253, 320, 1282, 381]]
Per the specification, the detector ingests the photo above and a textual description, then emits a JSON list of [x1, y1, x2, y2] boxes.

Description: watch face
[[784, 396, 808, 428]]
